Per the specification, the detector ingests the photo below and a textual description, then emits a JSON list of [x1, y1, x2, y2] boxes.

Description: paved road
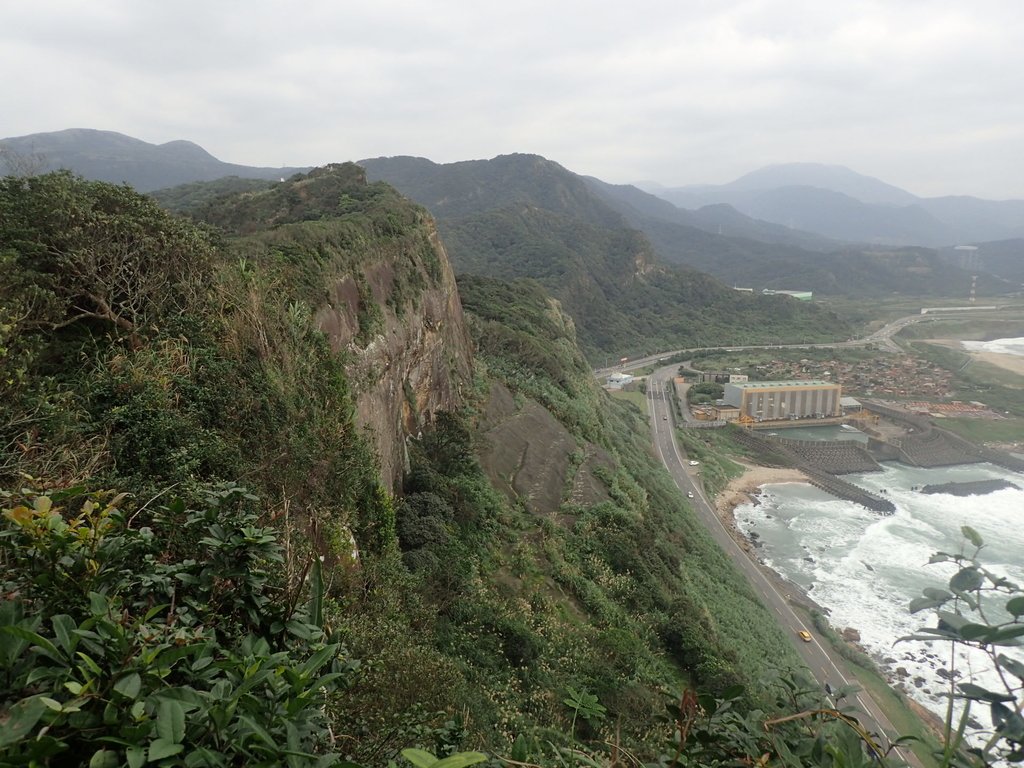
[[644, 365, 919, 766], [594, 306, 1021, 379]]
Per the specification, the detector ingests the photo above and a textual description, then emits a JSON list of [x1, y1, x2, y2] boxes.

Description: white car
[[687, 491, 694, 499], [688, 460, 700, 466]]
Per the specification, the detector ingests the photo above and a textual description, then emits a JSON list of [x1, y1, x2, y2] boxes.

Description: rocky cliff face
[[186, 163, 474, 492], [314, 218, 473, 490]]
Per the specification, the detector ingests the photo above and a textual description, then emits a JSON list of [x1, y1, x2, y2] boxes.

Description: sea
[[734, 460, 1024, 748]]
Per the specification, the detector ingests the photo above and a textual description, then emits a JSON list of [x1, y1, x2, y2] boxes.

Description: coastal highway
[[644, 364, 919, 766], [595, 305, 1022, 379]]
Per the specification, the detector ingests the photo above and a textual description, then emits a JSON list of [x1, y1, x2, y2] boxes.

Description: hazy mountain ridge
[[644, 162, 1024, 246], [565, 166, 999, 298], [0, 128, 309, 192], [3, 129, 1005, 298]]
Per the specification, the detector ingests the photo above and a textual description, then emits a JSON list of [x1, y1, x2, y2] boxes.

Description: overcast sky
[[3, 1, 1022, 198]]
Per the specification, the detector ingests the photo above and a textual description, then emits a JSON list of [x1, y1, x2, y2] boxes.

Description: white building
[[606, 372, 634, 389]]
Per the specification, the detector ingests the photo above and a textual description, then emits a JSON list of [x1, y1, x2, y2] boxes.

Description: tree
[[0, 172, 213, 347]]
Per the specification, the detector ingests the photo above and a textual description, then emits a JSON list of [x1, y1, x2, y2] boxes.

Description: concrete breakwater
[[729, 428, 895, 513]]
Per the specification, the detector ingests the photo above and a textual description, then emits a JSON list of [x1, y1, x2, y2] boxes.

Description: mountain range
[[360, 153, 1010, 300], [641, 162, 1024, 246], [0, 128, 307, 192], [4, 128, 1020, 297]]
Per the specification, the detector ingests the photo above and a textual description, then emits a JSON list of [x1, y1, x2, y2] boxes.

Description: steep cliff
[[184, 163, 474, 489], [315, 221, 472, 488]]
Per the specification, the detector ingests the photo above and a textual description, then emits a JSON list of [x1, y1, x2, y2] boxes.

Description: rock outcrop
[[316, 220, 473, 490]]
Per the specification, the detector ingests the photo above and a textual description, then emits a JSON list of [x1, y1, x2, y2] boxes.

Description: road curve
[[595, 306, 1019, 379], [644, 365, 919, 766]]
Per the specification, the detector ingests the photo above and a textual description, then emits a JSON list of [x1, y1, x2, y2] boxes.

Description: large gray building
[[723, 380, 841, 421]]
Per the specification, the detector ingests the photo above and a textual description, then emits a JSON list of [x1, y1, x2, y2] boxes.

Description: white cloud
[[2, 0, 1022, 197]]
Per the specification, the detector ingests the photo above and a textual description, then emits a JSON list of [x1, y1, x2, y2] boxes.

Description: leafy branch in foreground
[[0, 481, 349, 767], [902, 525, 1024, 766]]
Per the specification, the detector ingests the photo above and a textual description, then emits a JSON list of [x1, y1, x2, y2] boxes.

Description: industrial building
[[723, 380, 841, 421], [761, 289, 813, 301]]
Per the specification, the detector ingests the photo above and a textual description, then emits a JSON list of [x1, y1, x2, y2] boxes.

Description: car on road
[[688, 460, 699, 466], [663, 415, 668, 420], [686, 491, 694, 498], [798, 630, 812, 642]]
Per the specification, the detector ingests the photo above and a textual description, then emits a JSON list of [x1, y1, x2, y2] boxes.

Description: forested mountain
[[4, 128, 1002, 301], [359, 154, 850, 359], [938, 238, 1024, 283], [0, 128, 308, 191], [3, 168, 894, 765], [362, 151, 1007, 309], [644, 162, 1024, 246]]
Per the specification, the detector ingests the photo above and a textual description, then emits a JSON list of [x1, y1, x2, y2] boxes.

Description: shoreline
[[712, 464, 828, 615], [928, 337, 1024, 377], [714, 464, 809, 533]]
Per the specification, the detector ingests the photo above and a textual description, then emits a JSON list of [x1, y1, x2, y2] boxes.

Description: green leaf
[[999, 653, 1024, 680], [148, 738, 184, 761], [238, 715, 275, 747], [40, 696, 62, 711], [157, 699, 185, 743], [89, 749, 119, 768], [936, 611, 972, 632], [299, 643, 339, 677], [308, 556, 324, 629], [285, 619, 313, 640], [401, 748, 438, 768], [153, 687, 203, 709], [949, 567, 983, 592], [958, 682, 1014, 702], [721, 684, 745, 700], [52, 614, 78, 655], [1006, 597, 1024, 617], [126, 745, 146, 768], [0, 696, 47, 748], [114, 672, 142, 700], [2, 625, 63, 660], [909, 596, 948, 614], [76, 651, 103, 676], [432, 753, 488, 768], [961, 525, 984, 548], [987, 625, 1024, 645], [959, 623, 993, 641], [88, 592, 109, 616]]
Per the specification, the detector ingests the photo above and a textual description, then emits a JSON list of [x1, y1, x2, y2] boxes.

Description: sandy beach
[[715, 464, 808, 530], [928, 338, 1024, 377]]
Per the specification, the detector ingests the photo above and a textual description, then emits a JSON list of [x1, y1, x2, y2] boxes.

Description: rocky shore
[[714, 464, 809, 530], [920, 478, 1019, 496]]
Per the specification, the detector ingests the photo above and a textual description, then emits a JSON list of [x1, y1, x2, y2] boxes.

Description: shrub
[[0, 482, 353, 767]]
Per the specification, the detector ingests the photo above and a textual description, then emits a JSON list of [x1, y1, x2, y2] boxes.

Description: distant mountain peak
[[726, 162, 918, 206], [0, 128, 308, 192], [156, 139, 218, 162]]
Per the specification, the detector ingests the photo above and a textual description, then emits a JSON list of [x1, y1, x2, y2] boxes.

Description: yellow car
[[798, 630, 812, 642]]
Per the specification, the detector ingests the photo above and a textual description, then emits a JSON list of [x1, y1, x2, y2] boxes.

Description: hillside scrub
[[0, 170, 911, 765]]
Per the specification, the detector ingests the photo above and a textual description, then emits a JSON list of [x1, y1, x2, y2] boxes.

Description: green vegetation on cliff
[[2, 169, 906, 766]]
